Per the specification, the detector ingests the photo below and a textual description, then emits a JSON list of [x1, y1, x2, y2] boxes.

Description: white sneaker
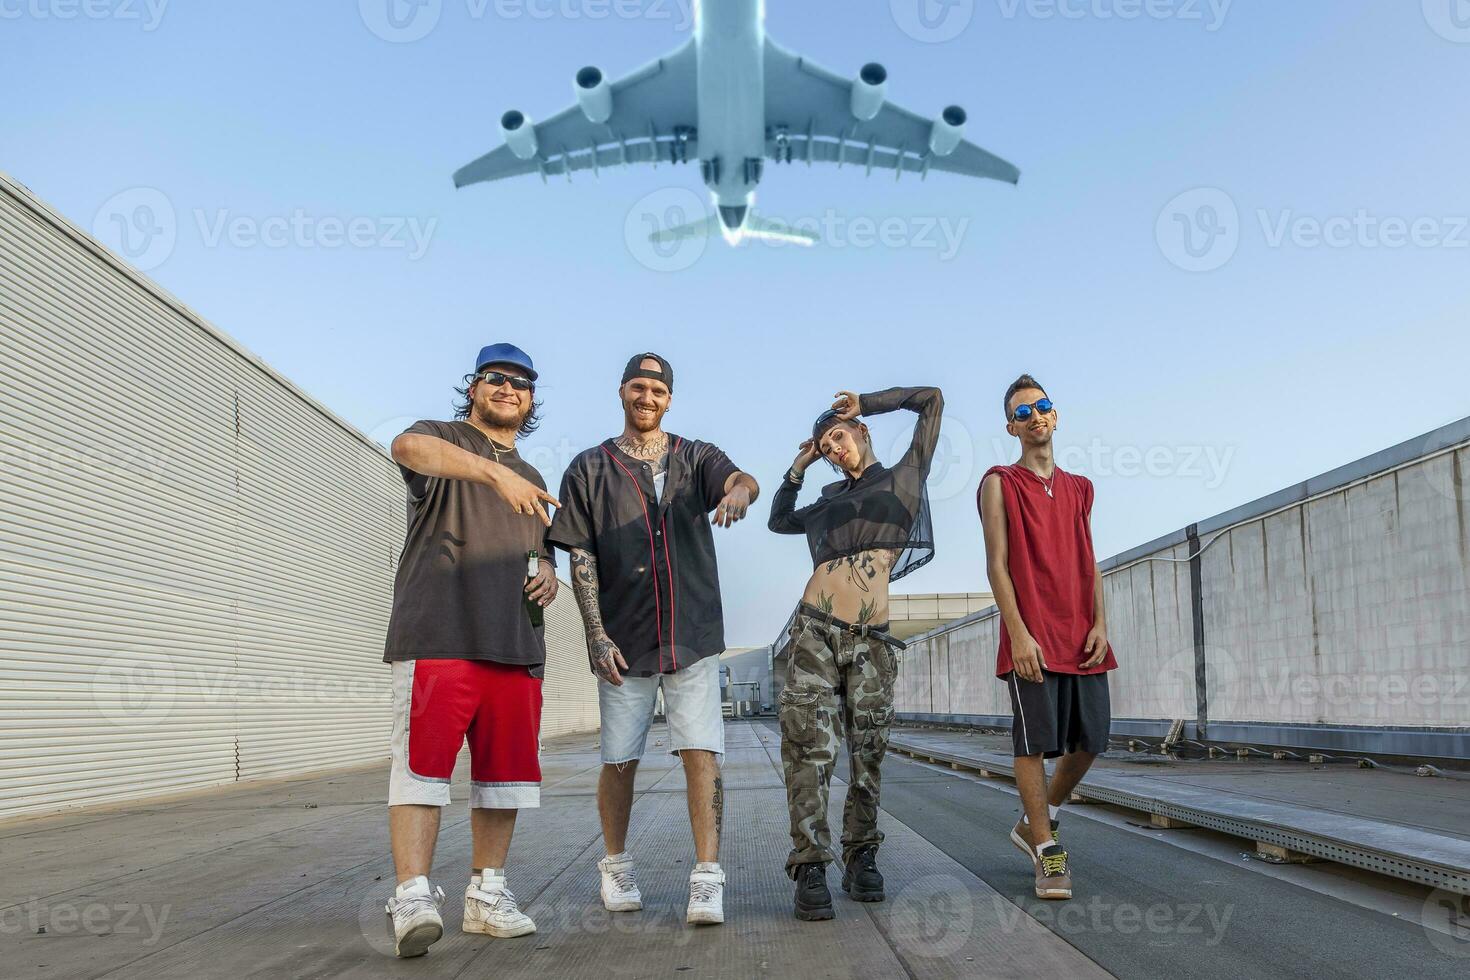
[[598, 852, 643, 912], [385, 875, 445, 958], [687, 863, 725, 925], [463, 869, 537, 938]]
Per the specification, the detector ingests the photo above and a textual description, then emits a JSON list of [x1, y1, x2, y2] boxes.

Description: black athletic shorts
[[1006, 670, 1112, 759]]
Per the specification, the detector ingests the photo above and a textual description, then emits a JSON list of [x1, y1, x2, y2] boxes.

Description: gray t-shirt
[[382, 420, 555, 666]]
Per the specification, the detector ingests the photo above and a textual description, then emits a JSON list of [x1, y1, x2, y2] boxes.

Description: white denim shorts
[[598, 654, 725, 765]]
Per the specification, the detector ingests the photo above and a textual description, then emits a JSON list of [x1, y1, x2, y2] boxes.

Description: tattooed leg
[[713, 775, 724, 841], [681, 749, 722, 863]]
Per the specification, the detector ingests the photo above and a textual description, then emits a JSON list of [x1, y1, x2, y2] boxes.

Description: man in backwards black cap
[[549, 352, 760, 927]]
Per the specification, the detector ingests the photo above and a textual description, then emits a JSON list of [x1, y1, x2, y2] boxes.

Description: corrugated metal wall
[[0, 172, 596, 821]]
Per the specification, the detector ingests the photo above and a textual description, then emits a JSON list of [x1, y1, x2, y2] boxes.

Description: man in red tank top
[[978, 374, 1117, 902]]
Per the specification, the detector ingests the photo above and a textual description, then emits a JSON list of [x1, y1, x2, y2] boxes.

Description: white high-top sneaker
[[686, 863, 725, 925], [463, 869, 537, 938], [597, 852, 643, 912], [385, 875, 446, 958]]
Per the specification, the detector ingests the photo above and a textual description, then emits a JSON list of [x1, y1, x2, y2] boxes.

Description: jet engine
[[575, 66, 612, 124], [500, 110, 538, 160], [928, 105, 967, 157], [850, 63, 887, 121]]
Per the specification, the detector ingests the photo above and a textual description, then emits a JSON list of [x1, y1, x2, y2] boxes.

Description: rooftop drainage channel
[[889, 737, 1470, 897]]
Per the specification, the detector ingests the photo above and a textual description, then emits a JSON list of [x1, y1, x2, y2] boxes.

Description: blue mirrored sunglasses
[[1011, 398, 1054, 422]]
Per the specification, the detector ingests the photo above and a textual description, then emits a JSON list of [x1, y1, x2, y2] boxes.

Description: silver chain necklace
[[1024, 466, 1055, 498]]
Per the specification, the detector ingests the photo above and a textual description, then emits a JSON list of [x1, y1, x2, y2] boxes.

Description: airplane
[[452, 0, 1020, 247]]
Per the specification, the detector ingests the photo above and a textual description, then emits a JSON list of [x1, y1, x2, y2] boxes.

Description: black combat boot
[[841, 844, 885, 902], [793, 862, 834, 921]]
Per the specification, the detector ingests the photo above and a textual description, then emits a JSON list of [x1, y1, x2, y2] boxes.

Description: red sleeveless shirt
[[981, 464, 1116, 677]]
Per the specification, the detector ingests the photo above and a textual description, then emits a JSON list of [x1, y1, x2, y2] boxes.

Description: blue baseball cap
[[474, 343, 538, 382]]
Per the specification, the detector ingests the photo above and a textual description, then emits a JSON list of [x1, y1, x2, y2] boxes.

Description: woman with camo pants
[[767, 385, 944, 922]]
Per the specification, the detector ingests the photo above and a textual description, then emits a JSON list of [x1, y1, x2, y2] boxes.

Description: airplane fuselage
[[694, 0, 765, 231]]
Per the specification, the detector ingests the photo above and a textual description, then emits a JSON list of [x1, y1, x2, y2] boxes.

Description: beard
[[624, 401, 666, 433], [478, 397, 530, 430]]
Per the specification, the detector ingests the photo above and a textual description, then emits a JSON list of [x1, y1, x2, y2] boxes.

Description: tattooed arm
[[568, 548, 629, 686]]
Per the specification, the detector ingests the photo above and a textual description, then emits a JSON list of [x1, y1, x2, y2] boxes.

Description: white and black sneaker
[[385, 875, 446, 958], [598, 852, 643, 912]]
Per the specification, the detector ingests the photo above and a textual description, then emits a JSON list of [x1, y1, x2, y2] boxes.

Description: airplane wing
[[761, 40, 1020, 185], [454, 40, 699, 187]]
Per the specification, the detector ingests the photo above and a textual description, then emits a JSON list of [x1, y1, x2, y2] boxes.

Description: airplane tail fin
[[740, 213, 819, 246], [648, 215, 721, 244]]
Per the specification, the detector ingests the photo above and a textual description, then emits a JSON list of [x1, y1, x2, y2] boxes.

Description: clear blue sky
[[4, 1, 1469, 645]]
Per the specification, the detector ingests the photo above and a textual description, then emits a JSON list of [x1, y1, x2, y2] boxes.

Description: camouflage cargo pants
[[779, 613, 898, 879]]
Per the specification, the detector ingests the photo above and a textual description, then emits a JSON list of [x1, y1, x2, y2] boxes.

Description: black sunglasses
[[477, 370, 534, 392], [1011, 398, 1054, 422]]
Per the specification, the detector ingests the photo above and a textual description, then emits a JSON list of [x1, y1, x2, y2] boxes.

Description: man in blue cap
[[380, 343, 562, 957]]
